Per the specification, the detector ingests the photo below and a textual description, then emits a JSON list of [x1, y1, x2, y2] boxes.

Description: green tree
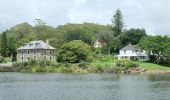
[[120, 28, 147, 46], [138, 35, 170, 65], [64, 29, 93, 45], [98, 30, 115, 54], [112, 9, 124, 36], [1, 32, 8, 57], [57, 40, 92, 63], [8, 37, 17, 61]]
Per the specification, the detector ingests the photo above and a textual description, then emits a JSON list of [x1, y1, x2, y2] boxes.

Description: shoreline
[[0, 66, 170, 74]]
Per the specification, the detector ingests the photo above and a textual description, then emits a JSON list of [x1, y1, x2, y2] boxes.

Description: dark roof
[[17, 40, 55, 50], [120, 45, 137, 50]]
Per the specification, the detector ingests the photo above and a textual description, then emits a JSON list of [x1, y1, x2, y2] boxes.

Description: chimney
[[46, 39, 49, 45]]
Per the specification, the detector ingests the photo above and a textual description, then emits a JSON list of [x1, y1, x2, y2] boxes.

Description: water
[[0, 73, 170, 100]]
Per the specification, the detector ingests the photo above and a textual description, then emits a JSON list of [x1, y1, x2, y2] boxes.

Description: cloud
[[0, 0, 169, 35]]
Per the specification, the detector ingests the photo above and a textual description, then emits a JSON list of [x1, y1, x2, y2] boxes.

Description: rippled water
[[0, 73, 170, 100]]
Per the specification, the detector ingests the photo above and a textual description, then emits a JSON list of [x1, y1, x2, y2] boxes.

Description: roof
[[120, 44, 137, 50], [94, 39, 105, 45], [17, 40, 55, 50]]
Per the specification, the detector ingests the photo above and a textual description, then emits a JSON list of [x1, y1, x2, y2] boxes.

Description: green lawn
[[137, 61, 170, 70]]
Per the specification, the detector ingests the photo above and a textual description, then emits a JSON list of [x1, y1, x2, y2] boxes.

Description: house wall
[[118, 49, 148, 61], [94, 42, 102, 48], [119, 50, 137, 57], [17, 49, 56, 62]]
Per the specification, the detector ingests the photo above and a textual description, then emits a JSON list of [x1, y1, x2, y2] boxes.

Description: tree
[[57, 40, 92, 63], [64, 29, 93, 45], [112, 9, 124, 36], [98, 30, 115, 54], [1, 32, 8, 57], [120, 28, 147, 46], [8, 37, 17, 61], [138, 35, 170, 65]]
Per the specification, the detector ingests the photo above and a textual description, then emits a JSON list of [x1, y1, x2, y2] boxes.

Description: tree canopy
[[57, 40, 92, 63]]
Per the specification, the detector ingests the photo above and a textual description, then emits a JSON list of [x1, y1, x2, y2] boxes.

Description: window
[[34, 50, 36, 54], [28, 51, 30, 54], [22, 57, 24, 61], [44, 56, 46, 59], [124, 50, 126, 54], [132, 50, 134, 53], [50, 57, 52, 61], [35, 43, 40, 47], [50, 51, 52, 55], [27, 57, 30, 61], [22, 51, 24, 55], [44, 50, 46, 55]]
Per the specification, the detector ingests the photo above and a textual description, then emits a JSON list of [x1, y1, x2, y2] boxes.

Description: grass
[[137, 61, 170, 71], [90, 61, 114, 68]]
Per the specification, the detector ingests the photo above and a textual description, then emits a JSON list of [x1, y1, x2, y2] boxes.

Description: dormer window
[[29, 43, 33, 47], [35, 43, 40, 47]]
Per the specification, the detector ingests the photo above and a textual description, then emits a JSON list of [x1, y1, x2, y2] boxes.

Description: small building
[[94, 39, 105, 48], [116, 44, 148, 61], [17, 40, 56, 62]]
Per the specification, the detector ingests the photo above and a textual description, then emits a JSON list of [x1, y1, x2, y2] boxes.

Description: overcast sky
[[0, 0, 170, 35]]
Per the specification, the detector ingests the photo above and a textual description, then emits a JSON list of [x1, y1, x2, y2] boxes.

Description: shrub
[[78, 62, 90, 69], [114, 60, 139, 73], [0, 56, 4, 63], [57, 40, 92, 63], [13, 60, 60, 72]]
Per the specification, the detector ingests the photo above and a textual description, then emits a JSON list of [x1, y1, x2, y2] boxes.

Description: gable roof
[[17, 40, 55, 50], [120, 44, 137, 50]]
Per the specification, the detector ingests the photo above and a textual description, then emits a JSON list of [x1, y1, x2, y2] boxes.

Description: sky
[[0, 0, 170, 35]]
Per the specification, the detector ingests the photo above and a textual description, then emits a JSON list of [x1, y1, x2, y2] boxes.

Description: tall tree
[[8, 37, 17, 61], [112, 9, 124, 36], [1, 32, 8, 57]]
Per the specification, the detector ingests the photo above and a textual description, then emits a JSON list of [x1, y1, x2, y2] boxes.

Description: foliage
[[78, 61, 90, 69], [120, 28, 147, 46], [57, 40, 92, 63], [112, 9, 124, 36], [8, 37, 17, 61], [1, 32, 8, 57], [13, 60, 59, 72], [114, 60, 139, 73], [98, 30, 115, 54], [138, 35, 170, 65], [64, 29, 93, 44], [0, 56, 4, 63]]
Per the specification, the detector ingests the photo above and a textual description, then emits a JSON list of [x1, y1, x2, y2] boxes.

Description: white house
[[116, 44, 148, 61], [94, 39, 105, 48]]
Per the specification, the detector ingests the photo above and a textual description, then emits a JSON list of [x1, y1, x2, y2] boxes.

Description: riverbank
[[0, 60, 170, 74]]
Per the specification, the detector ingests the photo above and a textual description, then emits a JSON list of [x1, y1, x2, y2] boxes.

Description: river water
[[0, 73, 170, 100]]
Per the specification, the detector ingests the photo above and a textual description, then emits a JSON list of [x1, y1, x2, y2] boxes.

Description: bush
[[0, 56, 4, 63], [13, 60, 60, 72], [57, 40, 92, 63], [114, 60, 139, 73], [78, 62, 90, 69]]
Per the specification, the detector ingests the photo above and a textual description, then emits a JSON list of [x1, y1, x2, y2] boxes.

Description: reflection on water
[[0, 73, 170, 100]]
